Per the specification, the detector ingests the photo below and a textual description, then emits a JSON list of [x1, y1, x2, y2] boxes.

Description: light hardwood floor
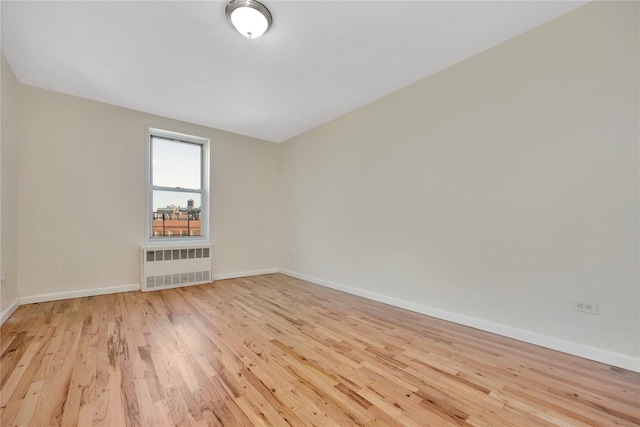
[[1, 273, 638, 426]]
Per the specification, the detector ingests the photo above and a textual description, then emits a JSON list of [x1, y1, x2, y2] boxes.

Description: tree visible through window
[[149, 129, 209, 239]]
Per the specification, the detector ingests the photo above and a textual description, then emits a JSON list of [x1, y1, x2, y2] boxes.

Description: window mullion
[[151, 185, 202, 194]]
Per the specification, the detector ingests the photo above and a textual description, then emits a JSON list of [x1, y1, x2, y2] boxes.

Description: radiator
[[141, 245, 213, 292]]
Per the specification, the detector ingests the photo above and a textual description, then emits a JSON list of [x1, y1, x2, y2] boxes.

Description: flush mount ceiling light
[[225, 0, 273, 39]]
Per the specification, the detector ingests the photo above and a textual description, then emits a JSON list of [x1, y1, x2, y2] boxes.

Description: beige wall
[[17, 85, 280, 298], [279, 2, 639, 362], [1, 52, 21, 314]]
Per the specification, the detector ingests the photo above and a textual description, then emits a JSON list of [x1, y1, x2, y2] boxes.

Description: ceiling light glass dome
[[225, 0, 272, 38]]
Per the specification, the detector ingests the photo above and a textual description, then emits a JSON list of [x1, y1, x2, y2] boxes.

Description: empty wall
[[1, 52, 20, 316], [17, 85, 280, 298], [279, 2, 639, 368]]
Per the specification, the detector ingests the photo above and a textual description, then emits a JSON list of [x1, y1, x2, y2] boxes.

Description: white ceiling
[[1, 1, 586, 143]]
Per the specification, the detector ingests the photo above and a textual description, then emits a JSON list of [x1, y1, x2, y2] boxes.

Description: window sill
[[145, 237, 211, 247]]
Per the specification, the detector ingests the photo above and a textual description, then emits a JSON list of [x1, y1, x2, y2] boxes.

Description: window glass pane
[[152, 191, 202, 238], [152, 137, 201, 189], [152, 190, 201, 213]]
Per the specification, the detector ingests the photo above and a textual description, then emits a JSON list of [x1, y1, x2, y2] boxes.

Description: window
[[148, 129, 209, 240]]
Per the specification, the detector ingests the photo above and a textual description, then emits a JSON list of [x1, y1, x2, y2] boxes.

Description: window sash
[[148, 128, 209, 241], [150, 185, 203, 194]]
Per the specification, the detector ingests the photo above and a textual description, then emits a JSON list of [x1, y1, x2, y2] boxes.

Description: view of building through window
[[151, 194, 202, 237], [150, 133, 207, 238]]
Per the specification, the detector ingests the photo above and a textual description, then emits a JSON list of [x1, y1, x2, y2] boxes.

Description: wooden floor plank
[[1, 273, 638, 426]]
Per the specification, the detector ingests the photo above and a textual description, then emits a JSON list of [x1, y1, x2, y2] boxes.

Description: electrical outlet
[[573, 300, 598, 314], [0, 277, 5, 289]]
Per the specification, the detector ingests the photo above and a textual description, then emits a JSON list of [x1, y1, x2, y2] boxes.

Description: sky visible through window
[[152, 137, 202, 211]]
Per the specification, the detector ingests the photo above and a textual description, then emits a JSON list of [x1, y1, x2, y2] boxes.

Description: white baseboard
[[213, 268, 279, 281], [279, 269, 640, 373], [6, 269, 638, 372], [2, 268, 280, 322], [20, 284, 141, 305], [0, 297, 21, 325]]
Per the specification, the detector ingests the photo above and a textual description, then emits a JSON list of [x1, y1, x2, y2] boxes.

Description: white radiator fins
[[141, 245, 212, 292]]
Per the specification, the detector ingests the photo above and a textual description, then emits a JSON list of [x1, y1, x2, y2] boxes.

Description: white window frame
[[147, 128, 210, 243]]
